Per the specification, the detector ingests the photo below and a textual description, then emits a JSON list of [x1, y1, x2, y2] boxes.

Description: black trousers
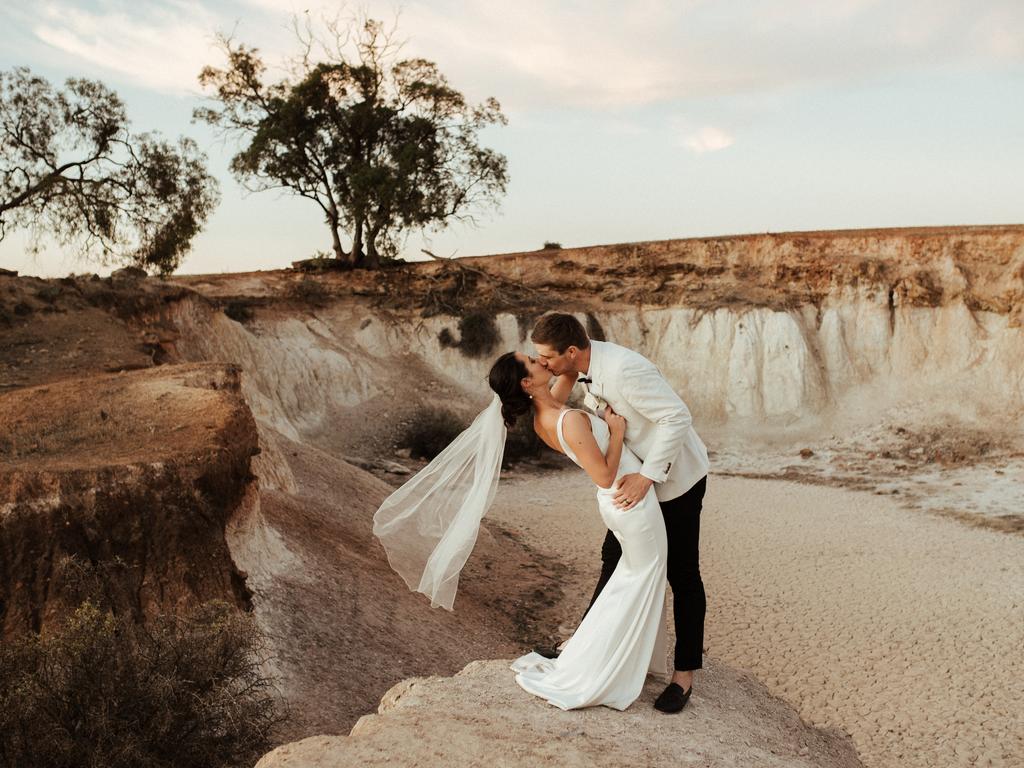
[[581, 475, 708, 671]]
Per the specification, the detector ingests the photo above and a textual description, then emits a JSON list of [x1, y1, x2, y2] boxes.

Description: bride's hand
[[605, 406, 626, 437]]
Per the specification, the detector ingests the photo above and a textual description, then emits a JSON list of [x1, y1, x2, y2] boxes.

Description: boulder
[[256, 659, 864, 768]]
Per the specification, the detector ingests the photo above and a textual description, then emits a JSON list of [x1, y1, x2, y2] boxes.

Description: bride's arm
[[549, 372, 576, 404], [561, 410, 625, 489]]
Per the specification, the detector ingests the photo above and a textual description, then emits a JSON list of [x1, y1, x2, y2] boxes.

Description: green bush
[[0, 599, 283, 768], [438, 312, 500, 359], [458, 312, 500, 358], [286, 277, 330, 308], [400, 408, 469, 460], [224, 299, 255, 323], [399, 406, 554, 468], [503, 420, 547, 466]]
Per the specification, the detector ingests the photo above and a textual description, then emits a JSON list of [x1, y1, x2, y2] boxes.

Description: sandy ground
[[487, 469, 1024, 768], [705, 412, 1024, 534]]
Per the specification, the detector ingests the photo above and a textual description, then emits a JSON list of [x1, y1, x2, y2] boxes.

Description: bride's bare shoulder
[[560, 409, 594, 439]]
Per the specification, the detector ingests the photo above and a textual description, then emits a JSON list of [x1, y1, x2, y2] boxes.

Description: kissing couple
[[374, 313, 710, 713]]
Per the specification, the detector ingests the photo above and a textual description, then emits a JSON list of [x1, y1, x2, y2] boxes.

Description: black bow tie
[[578, 376, 593, 384]]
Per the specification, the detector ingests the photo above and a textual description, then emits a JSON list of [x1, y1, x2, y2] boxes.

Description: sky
[[1, 0, 1022, 277]]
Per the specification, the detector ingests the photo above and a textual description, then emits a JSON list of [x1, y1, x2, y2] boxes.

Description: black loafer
[[654, 682, 692, 713], [533, 645, 561, 659]]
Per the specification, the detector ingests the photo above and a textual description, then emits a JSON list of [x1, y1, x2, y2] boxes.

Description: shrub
[[457, 312, 500, 358], [542, 241, 562, 250], [584, 312, 606, 341], [34, 284, 62, 303], [398, 406, 557, 468], [438, 327, 457, 349], [224, 299, 255, 324], [437, 312, 501, 359], [286, 277, 330, 308], [399, 407, 469, 460], [290, 251, 351, 273], [0, 598, 283, 768], [503, 420, 547, 467]]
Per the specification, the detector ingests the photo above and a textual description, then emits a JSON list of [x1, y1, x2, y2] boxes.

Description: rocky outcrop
[[0, 271, 191, 391], [256, 659, 864, 768], [224, 422, 571, 740], [0, 271, 578, 739], [0, 363, 258, 637]]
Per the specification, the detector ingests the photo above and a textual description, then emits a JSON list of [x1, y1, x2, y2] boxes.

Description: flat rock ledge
[[257, 658, 864, 768]]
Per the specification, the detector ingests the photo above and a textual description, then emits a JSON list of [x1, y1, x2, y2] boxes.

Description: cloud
[[680, 126, 735, 153], [9, 0, 1024, 109], [604, 119, 650, 137], [391, 0, 1024, 109], [26, 0, 222, 95], [394, 0, 702, 109]]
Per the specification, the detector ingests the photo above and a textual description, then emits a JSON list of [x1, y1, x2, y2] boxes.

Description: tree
[[0, 68, 219, 275], [195, 16, 508, 268]]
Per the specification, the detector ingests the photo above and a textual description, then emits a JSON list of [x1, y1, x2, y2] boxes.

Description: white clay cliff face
[[169, 292, 1024, 435]]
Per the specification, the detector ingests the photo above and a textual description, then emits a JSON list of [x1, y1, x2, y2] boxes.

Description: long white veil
[[372, 395, 507, 610]]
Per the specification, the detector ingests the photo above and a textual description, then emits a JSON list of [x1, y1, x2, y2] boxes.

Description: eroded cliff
[[164, 225, 1024, 529], [1, 224, 1021, 759], [0, 363, 256, 636]]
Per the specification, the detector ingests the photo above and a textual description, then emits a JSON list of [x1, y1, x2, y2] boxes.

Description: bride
[[373, 350, 668, 711]]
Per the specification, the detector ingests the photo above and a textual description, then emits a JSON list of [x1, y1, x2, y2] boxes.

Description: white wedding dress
[[510, 408, 669, 710]]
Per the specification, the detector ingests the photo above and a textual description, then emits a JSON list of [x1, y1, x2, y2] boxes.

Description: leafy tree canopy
[[0, 67, 219, 275], [195, 16, 508, 268]]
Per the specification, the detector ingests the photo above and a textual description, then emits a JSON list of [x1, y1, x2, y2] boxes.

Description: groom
[[531, 313, 710, 713]]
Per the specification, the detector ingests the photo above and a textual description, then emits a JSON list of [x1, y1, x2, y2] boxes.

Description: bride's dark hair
[[488, 352, 532, 428]]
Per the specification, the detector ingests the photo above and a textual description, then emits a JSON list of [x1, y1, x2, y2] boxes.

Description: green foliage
[[399, 405, 551, 467], [503, 420, 548, 467], [224, 299, 256, 323], [195, 17, 508, 268], [286, 277, 331, 307], [542, 241, 562, 249], [438, 312, 500, 359], [0, 68, 219, 275], [0, 597, 283, 768], [585, 312, 606, 341], [400, 407, 467, 459]]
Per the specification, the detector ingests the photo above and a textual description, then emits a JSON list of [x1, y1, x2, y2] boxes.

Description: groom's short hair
[[531, 313, 590, 353]]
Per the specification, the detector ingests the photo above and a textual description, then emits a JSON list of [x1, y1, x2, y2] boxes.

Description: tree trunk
[[351, 215, 365, 268], [363, 223, 384, 269], [328, 216, 349, 264]]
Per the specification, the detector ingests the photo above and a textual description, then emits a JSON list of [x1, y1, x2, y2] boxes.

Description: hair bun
[[488, 351, 533, 428], [500, 397, 531, 428]]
